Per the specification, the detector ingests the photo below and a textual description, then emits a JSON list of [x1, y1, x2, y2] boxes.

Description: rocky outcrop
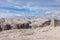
[[0, 19, 32, 31], [40, 20, 51, 27], [4, 24, 12, 30], [11, 22, 31, 29], [30, 18, 49, 28], [0, 18, 49, 31], [0, 18, 60, 32]]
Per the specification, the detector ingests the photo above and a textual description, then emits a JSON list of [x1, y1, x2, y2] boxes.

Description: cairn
[[49, 17, 56, 30], [50, 17, 55, 27]]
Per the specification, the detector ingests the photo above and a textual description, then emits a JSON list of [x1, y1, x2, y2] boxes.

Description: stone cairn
[[50, 17, 56, 30], [50, 17, 55, 27]]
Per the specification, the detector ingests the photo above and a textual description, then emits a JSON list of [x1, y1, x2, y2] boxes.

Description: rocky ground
[[0, 26, 60, 40], [0, 18, 60, 40]]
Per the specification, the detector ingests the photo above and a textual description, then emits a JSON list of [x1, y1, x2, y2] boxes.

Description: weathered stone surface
[[0, 18, 60, 32]]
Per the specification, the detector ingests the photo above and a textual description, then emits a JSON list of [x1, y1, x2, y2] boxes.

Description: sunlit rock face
[[30, 18, 49, 28], [0, 18, 32, 31], [0, 18, 50, 31], [40, 20, 51, 27], [0, 18, 60, 32]]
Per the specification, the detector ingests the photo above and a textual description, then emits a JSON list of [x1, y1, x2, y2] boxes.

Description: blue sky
[[0, 0, 60, 18]]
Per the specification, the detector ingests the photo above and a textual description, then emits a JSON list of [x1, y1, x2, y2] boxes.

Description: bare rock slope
[[0, 18, 60, 40]]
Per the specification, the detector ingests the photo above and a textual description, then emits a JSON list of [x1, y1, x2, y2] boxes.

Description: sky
[[0, 0, 60, 18]]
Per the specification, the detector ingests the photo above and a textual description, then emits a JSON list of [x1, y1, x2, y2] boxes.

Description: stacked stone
[[50, 17, 55, 27]]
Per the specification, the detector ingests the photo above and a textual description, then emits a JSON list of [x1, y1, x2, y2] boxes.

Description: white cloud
[[14, 14, 23, 16], [45, 11, 51, 14], [6, 1, 40, 10], [45, 10, 60, 14], [0, 13, 23, 18], [45, 10, 60, 17]]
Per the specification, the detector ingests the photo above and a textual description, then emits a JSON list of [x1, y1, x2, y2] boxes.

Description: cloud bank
[[0, 0, 60, 18]]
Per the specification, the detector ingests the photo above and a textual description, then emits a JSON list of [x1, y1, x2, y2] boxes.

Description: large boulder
[[30, 18, 49, 28], [4, 24, 12, 30], [4, 21, 32, 30], [40, 20, 51, 27], [0, 25, 2, 32]]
